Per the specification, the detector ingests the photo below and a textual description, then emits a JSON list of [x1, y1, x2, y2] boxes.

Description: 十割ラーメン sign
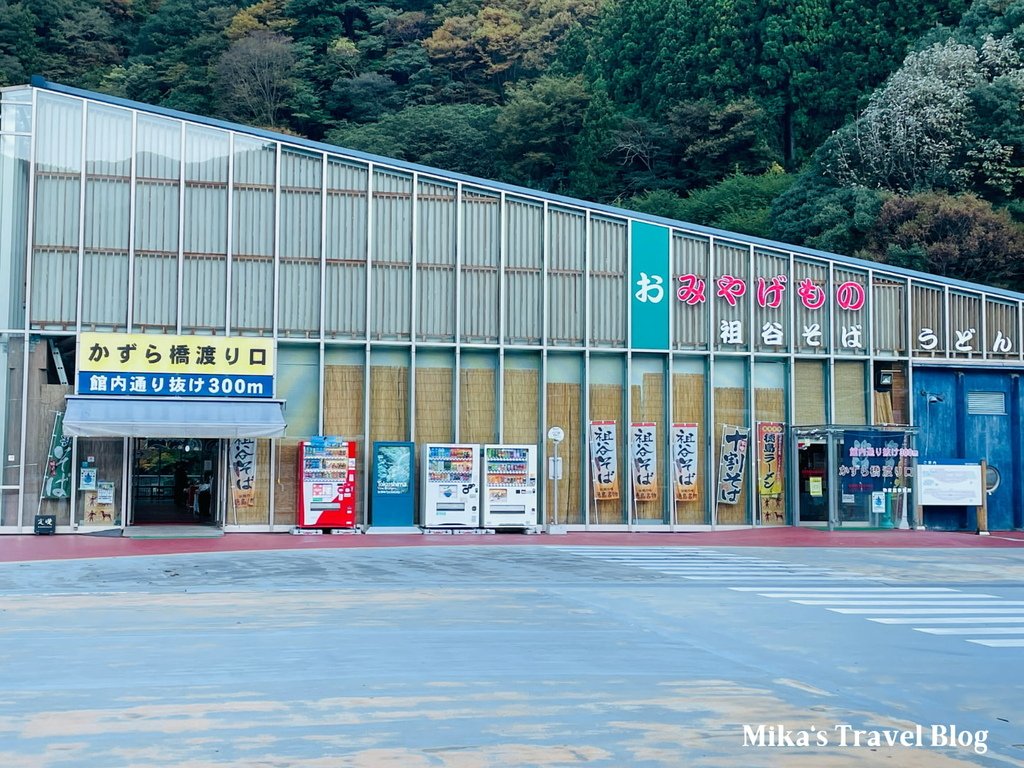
[[78, 333, 275, 398]]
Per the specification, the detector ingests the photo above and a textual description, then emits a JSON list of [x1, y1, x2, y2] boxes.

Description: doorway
[[797, 440, 828, 523], [130, 438, 221, 525]]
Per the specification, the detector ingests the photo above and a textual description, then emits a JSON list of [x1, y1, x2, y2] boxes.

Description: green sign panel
[[630, 221, 670, 349]]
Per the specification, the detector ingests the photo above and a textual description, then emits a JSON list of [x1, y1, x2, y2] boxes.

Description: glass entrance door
[[797, 440, 828, 524], [130, 438, 221, 525]]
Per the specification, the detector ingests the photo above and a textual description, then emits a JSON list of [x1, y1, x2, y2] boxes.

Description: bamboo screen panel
[[714, 387, 748, 525], [324, 364, 366, 523], [986, 298, 1019, 361], [273, 440, 298, 526], [792, 258, 830, 354], [324, 160, 368, 339], [229, 439, 270, 525], [548, 382, 582, 524], [503, 368, 539, 444], [794, 361, 826, 425], [548, 207, 585, 346], [630, 372, 666, 522], [588, 383, 622, 524], [371, 170, 412, 340], [672, 235, 710, 350], [181, 124, 229, 333], [949, 291, 983, 359], [833, 267, 869, 357], [672, 373, 705, 524], [873, 391, 894, 425], [504, 198, 544, 344], [753, 249, 790, 353], [589, 216, 627, 347], [32, 93, 82, 329], [461, 188, 500, 343], [712, 241, 750, 352], [834, 361, 867, 424], [82, 105, 132, 329], [417, 181, 457, 341], [459, 368, 496, 444], [755, 388, 786, 525], [415, 368, 453, 444], [370, 366, 408, 443], [911, 282, 945, 357], [871, 277, 906, 355]]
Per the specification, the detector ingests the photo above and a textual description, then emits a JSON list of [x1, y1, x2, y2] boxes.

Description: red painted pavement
[[1, 527, 1022, 563]]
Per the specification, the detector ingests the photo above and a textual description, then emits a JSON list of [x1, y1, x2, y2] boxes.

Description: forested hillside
[[2, 0, 1023, 289]]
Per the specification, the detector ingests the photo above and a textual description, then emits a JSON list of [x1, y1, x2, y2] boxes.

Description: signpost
[[547, 426, 564, 533]]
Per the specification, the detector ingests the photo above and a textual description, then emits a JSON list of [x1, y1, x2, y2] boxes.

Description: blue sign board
[[371, 441, 416, 526], [630, 221, 670, 349]]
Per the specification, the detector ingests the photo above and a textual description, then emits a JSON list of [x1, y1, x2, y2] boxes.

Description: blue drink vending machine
[[370, 441, 416, 527]]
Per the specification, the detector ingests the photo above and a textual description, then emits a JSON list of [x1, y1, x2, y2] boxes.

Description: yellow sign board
[[78, 333, 275, 399]]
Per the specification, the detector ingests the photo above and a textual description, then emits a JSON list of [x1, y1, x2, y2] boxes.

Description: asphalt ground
[[1, 535, 1023, 767]]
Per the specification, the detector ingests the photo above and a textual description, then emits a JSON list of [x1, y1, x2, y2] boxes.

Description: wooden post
[[977, 459, 990, 536]]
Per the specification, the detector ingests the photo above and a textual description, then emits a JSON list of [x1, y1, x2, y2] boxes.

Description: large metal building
[[1, 78, 1021, 535]]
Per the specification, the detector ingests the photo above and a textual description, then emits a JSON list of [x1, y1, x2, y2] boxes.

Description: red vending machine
[[297, 437, 357, 529]]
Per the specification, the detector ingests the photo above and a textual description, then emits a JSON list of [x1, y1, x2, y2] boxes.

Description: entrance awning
[[63, 396, 287, 438]]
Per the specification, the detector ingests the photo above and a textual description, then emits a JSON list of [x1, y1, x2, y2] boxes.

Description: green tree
[[215, 31, 298, 128], [326, 102, 500, 178], [770, 173, 888, 255], [862, 192, 1024, 290]]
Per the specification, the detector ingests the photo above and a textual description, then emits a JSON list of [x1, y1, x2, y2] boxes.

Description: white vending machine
[[481, 444, 538, 529], [421, 443, 481, 528]]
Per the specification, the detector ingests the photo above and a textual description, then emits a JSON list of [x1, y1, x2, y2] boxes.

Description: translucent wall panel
[[712, 241, 750, 352], [459, 350, 496, 444], [794, 360, 826, 426], [911, 282, 945, 357], [589, 216, 626, 347], [1, 134, 30, 329], [278, 149, 322, 337], [793, 258, 830, 354], [503, 352, 540, 444], [325, 160, 367, 338], [461, 188, 499, 343], [548, 207, 584, 346], [630, 355, 667, 523], [371, 169, 411, 340], [713, 358, 749, 525], [32, 93, 82, 329], [752, 249, 789, 353], [415, 349, 454, 444], [323, 345, 365, 523], [504, 197, 543, 344], [231, 137, 275, 333], [549, 352, 584, 524], [986, 298, 1019, 360], [673, 235, 710, 350], [182, 125, 229, 332], [133, 114, 180, 329], [277, 343, 319, 438], [833, 267, 869, 357], [0, 335, 24, 526], [872, 276, 906, 356], [754, 361, 787, 525], [671, 356, 706, 524], [416, 179, 456, 341], [81, 103, 131, 329]]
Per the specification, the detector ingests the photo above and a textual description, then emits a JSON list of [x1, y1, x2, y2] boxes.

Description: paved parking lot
[[1, 542, 1022, 767]]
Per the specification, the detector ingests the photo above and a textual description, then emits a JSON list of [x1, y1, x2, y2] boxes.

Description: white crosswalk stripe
[[558, 548, 1024, 650], [731, 584, 1024, 649], [557, 547, 862, 581]]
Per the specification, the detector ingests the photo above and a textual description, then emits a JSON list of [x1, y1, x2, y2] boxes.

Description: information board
[[917, 462, 982, 506]]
